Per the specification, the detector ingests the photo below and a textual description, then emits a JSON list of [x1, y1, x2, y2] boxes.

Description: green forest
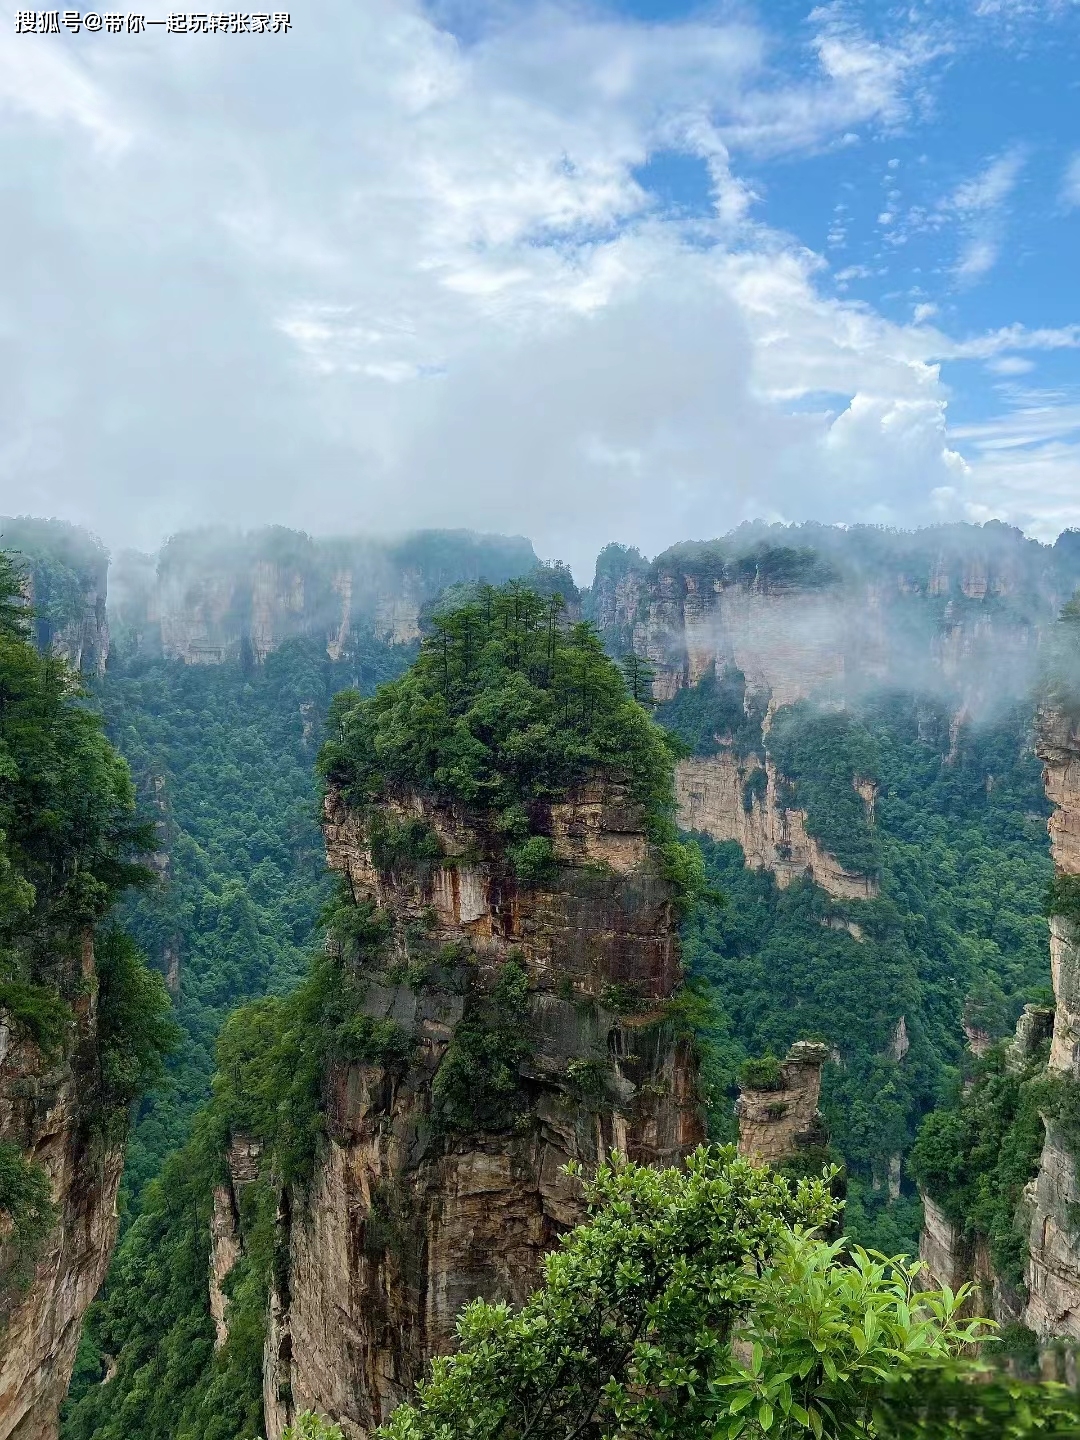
[[3, 526, 1071, 1439], [101, 627, 417, 1204], [671, 681, 1053, 1255]]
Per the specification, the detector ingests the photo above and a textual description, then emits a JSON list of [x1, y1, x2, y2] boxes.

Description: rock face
[[675, 755, 878, 901], [1021, 708, 1080, 1341], [592, 527, 1080, 719], [262, 784, 704, 1438], [208, 1138, 263, 1349], [1, 519, 110, 677], [0, 935, 124, 1440], [110, 529, 538, 665], [735, 1043, 829, 1168]]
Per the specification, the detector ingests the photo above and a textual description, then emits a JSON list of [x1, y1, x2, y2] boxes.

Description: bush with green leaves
[[1045, 874, 1080, 927], [432, 957, 532, 1133], [283, 1416, 345, 1440], [0, 1142, 55, 1306], [740, 1055, 785, 1092], [375, 1144, 1011, 1440]]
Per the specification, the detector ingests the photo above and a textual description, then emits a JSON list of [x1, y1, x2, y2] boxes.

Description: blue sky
[[0, 0, 1078, 574]]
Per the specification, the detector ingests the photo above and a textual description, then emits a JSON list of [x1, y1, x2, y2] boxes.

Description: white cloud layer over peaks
[[0, 0, 1076, 577]]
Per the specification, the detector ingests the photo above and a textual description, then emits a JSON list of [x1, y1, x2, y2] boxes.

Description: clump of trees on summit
[[319, 581, 705, 907]]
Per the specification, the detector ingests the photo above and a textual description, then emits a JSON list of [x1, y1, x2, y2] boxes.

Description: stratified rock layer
[[262, 784, 703, 1439], [0, 937, 124, 1440], [675, 754, 878, 901], [736, 1043, 829, 1168]]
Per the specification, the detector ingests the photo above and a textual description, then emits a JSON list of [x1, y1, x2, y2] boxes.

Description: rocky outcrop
[[208, 1138, 263, 1349], [675, 754, 878, 901], [262, 784, 704, 1438], [0, 936, 124, 1440], [735, 1042, 829, 1168], [1, 519, 110, 677]]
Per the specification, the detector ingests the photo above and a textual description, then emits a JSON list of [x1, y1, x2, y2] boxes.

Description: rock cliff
[[916, 705, 1080, 1347], [0, 518, 110, 677], [0, 935, 124, 1440], [675, 754, 878, 901], [261, 782, 703, 1438], [1022, 707, 1080, 1342], [588, 525, 1080, 719], [111, 528, 538, 665], [735, 1043, 829, 1168]]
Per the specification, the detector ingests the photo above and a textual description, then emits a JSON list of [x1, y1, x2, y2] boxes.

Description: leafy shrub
[[0, 978, 71, 1058], [740, 1055, 785, 1091], [599, 981, 646, 1015], [376, 1145, 996, 1440], [284, 1415, 344, 1440], [432, 958, 532, 1133], [1045, 874, 1080, 926], [0, 1141, 55, 1305], [509, 835, 558, 886], [368, 814, 443, 875]]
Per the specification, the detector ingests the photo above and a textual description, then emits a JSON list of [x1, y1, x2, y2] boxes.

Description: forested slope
[[102, 629, 417, 1203], [673, 689, 1053, 1254]]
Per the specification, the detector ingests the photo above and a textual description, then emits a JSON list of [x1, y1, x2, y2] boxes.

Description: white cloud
[[940, 145, 1026, 285], [0, 0, 1076, 573], [950, 147, 1026, 212], [986, 355, 1034, 375], [956, 237, 1000, 281]]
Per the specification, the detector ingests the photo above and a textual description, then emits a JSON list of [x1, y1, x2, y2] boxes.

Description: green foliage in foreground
[[319, 582, 697, 903], [377, 1145, 1073, 1440], [284, 1418, 345, 1440]]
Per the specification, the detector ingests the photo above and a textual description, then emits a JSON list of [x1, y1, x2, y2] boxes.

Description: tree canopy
[[318, 582, 683, 831]]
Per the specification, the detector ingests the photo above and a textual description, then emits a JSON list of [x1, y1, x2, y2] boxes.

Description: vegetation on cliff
[[320, 582, 681, 816], [911, 1042, 1049, 1284], [0, 515, 108, 656], [678, 691, 1053, 1255], [320, 581, 702, 905], [0, 550, 174, 1304]]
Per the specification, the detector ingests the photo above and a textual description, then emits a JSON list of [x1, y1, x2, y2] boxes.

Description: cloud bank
[[0, 0, 1077, 578]]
